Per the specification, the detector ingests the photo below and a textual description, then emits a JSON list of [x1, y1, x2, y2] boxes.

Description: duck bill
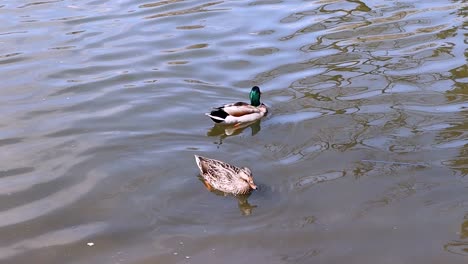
[[249, 183, 258, 190]]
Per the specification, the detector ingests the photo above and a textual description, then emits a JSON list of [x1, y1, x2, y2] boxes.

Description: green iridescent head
[[249, 86, 261, 107]]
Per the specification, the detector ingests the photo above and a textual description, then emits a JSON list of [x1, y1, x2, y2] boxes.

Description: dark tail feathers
[[209, 108, 228, 123]]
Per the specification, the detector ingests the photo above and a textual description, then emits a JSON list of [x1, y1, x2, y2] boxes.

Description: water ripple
[[0, 222, 107, 260], [0, 169, 105, 227]]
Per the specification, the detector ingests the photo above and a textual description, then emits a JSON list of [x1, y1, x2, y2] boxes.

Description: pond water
[[0, 0, 467, 263]]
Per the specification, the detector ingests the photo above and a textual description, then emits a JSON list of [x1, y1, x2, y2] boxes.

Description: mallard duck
[[205, 86, 268, 124], [194, 155, 257, 195]]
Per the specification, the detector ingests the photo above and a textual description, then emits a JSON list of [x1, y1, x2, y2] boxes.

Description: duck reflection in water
[[444, 215, 468, 256], [207, 120, 262, 145], [236, 193, 257, 216], [197, 176, 258, 216]]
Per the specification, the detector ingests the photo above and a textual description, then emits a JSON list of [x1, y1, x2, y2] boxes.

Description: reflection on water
[[207, 120, 262, 146], [0, 0, 467, 263], [198, 176, 258, 216], [444, 214, 468, 256], [236, 194, 258, 216]]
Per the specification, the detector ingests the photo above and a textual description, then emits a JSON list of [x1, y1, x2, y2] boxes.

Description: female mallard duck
[[205, 86, 268, 125], [194, 155, 257, 195]]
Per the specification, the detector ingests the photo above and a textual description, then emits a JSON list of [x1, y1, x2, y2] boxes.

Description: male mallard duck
[[194, 155, 257, 195], [205, 86, 268, 125]]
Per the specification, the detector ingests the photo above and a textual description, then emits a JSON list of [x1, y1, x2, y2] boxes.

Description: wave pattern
[[0, 0, 466, 263]]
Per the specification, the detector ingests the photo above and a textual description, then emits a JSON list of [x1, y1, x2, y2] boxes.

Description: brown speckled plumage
[[194, 155, 257, 195]]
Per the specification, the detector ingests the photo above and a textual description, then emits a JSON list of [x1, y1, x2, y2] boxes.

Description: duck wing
[[221, 102, 261, 117], [195, 155, 241, 176]]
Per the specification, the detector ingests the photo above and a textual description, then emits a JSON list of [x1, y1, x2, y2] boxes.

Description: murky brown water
[[0, 0, 467, 263]]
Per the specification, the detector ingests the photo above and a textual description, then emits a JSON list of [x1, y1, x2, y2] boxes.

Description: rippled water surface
[[1, 0, 467, 263]]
